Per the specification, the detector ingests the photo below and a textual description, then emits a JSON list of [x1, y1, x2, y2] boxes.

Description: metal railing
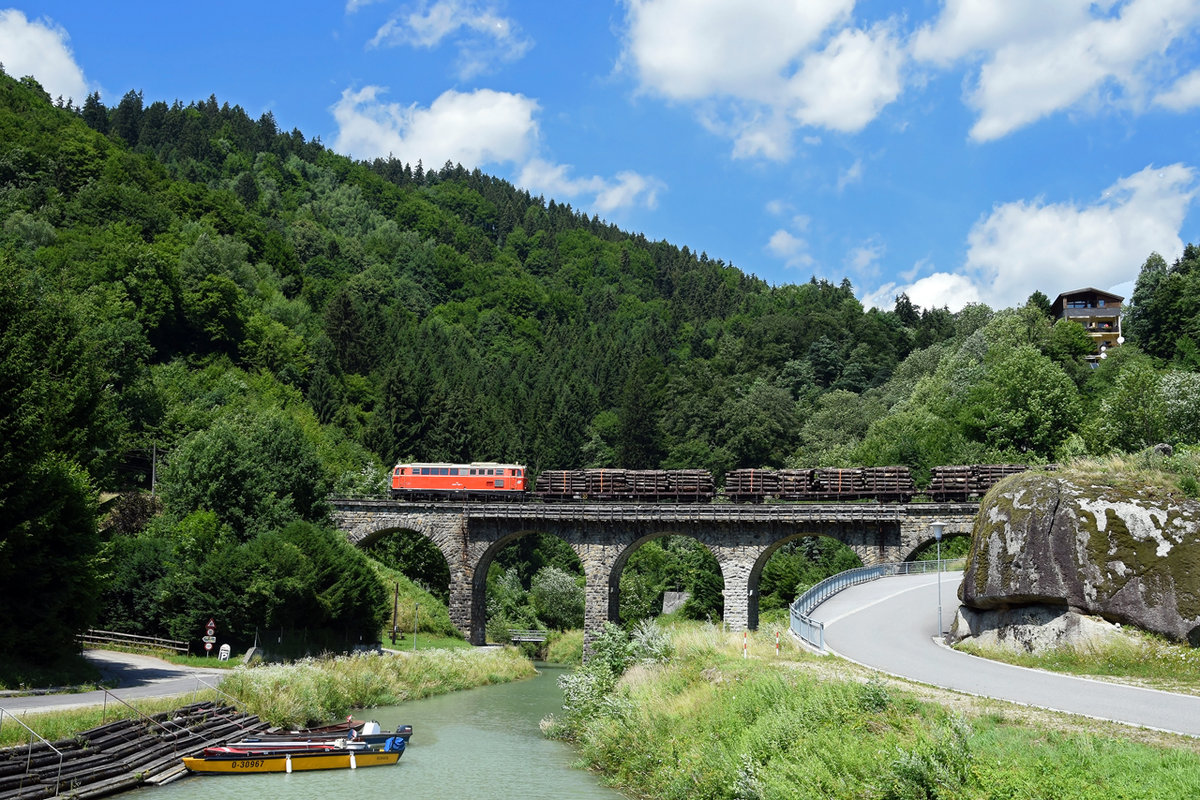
[[79, 629, 189, 653], [0, 708, 64, 795], [507, 629, 549, 642], [789, 558, 966, 650]]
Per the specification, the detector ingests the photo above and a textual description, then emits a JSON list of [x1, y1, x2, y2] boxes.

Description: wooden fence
[[79, 629, 189, 654]]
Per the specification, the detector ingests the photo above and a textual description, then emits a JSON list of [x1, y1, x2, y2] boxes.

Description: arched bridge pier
[[331, 500, 976, 650]]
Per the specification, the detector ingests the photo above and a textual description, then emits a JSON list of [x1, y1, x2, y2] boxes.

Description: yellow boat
[[182, 742, 404, 773]]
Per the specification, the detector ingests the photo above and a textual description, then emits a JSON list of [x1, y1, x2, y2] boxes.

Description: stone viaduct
[[332, 499, 977, 649]]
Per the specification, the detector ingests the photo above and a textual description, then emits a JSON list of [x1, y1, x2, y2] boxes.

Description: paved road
[[0, 651, 229, 717], [809, 570, 1200, 737]]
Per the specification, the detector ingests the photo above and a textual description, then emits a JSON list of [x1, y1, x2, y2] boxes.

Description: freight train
[[389, 462, 1036, 503]]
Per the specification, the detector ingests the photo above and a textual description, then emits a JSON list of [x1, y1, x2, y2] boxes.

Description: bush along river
[[125, 665, 625, 800]]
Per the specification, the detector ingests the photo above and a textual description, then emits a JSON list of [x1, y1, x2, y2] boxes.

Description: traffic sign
[[204, 642, 213, 651], [202, 635, 216, 643]]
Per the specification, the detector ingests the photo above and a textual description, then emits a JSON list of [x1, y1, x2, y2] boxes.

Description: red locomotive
[[390, 462, 527, 500]]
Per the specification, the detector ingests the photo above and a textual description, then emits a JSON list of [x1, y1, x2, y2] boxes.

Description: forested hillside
[[3, 68, 1199, 671]]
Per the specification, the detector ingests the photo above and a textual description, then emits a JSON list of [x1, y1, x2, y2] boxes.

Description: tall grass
[[368, 559, 463, 640], [1058, 447, 1200, 498], [219, 647, 536, 728], [956, 628, 1200, 691], [549, 620, 1200, 800], [0, 692, 224, 748]]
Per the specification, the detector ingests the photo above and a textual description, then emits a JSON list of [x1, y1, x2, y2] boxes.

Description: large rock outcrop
[[956, 472, 1200, 646]]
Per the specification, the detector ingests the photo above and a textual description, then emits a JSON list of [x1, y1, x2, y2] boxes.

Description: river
[[126, 664, 626, 800]]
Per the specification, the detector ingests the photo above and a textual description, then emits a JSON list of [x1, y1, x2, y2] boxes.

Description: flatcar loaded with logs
[[390, 461, 1043, 503]]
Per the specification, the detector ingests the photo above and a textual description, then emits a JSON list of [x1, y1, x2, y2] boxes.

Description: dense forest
[[3, 68, 1200, 672]]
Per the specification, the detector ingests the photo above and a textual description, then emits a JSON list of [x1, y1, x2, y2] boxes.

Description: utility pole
[[391, 583, 399, 645]]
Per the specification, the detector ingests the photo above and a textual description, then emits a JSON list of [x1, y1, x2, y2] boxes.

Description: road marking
[[819, 574, 942, 626]]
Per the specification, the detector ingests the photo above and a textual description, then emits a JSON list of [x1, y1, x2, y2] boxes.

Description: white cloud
[[846, 240, 884, 275], [332, 87, 662, 214], [1155, 69, 1200, 111], [331, 86, 539, 167], [837, 158, 864, 191], [963, 163, 1196, 305], [766, 228, 813, 269], [860, 164, 1197, 312], [517, 159, 663, 213], [620, 0, 903, 159], [913, 0, 1200, 141], [861, 272, 982, 313], [622, 0, 851, 100], [788, 24, 905, 133], [0, 9, 89, 104], [369, 0, 531, 79], [911, 0, 1091, 65]]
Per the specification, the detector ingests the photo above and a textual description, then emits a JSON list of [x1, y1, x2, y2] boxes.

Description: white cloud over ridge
[[332, 86, 540, 168], [0, 9, 89, 104], [861, 164, 1198, 312], [517, 159, 663, 213], [331, 86, 661, 213], [964, 163, 1196, 304]]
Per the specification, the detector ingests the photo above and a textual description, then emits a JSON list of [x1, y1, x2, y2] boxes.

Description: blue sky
[[4, 1, 1200, 312]]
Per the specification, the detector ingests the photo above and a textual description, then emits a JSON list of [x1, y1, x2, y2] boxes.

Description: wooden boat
[[204, 739, 368, 755], [182, 748, 401, 774], [183, 736, 406, 774], [230, 721, 413, 748], [265, 718, 366, 736]]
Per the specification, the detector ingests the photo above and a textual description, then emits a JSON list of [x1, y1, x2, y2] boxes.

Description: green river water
[[126, 665, 626, 800]]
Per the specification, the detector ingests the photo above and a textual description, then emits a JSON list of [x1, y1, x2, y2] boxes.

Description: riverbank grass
[[0, 693, 223, 748], [955, 627, 1200, 694], [547, 622, 1200, 799], [220, 646, 536, 728]]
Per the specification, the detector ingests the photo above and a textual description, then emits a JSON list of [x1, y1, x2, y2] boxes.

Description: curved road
[[809, 571, 1200, 738], [0, 651, 229, 717]]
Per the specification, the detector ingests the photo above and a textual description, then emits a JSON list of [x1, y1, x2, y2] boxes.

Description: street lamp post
[[413, 602, 420, 653], [931, 521, 946, 642]]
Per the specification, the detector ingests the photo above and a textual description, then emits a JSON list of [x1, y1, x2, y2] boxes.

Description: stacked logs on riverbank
[[0, 702, 267, 800]]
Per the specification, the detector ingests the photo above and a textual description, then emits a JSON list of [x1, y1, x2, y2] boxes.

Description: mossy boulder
[[959, 472, 1200, 645]]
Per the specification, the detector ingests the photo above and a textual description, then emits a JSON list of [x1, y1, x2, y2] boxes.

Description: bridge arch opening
[[749, 535, 863, 629], [907, 533, 971, 562], [475, 530, 585, 644], [363, 528, 452, 604], [615, 534, 725, 627]]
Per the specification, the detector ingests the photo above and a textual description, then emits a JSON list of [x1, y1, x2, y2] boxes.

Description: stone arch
[[467, 526, 588, 644], [605, 530, 726, 627], [738, 531, 871, 630], [356, 524, 453, 597], [905, 533, 971, 561]]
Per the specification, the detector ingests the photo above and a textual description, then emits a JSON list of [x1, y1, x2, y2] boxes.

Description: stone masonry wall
[[332, 501, 975, 653]]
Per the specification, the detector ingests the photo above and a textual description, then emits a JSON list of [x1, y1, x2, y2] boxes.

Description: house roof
[[1050, 287, 1125, 317], [1052, 287, 1124, 303]]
